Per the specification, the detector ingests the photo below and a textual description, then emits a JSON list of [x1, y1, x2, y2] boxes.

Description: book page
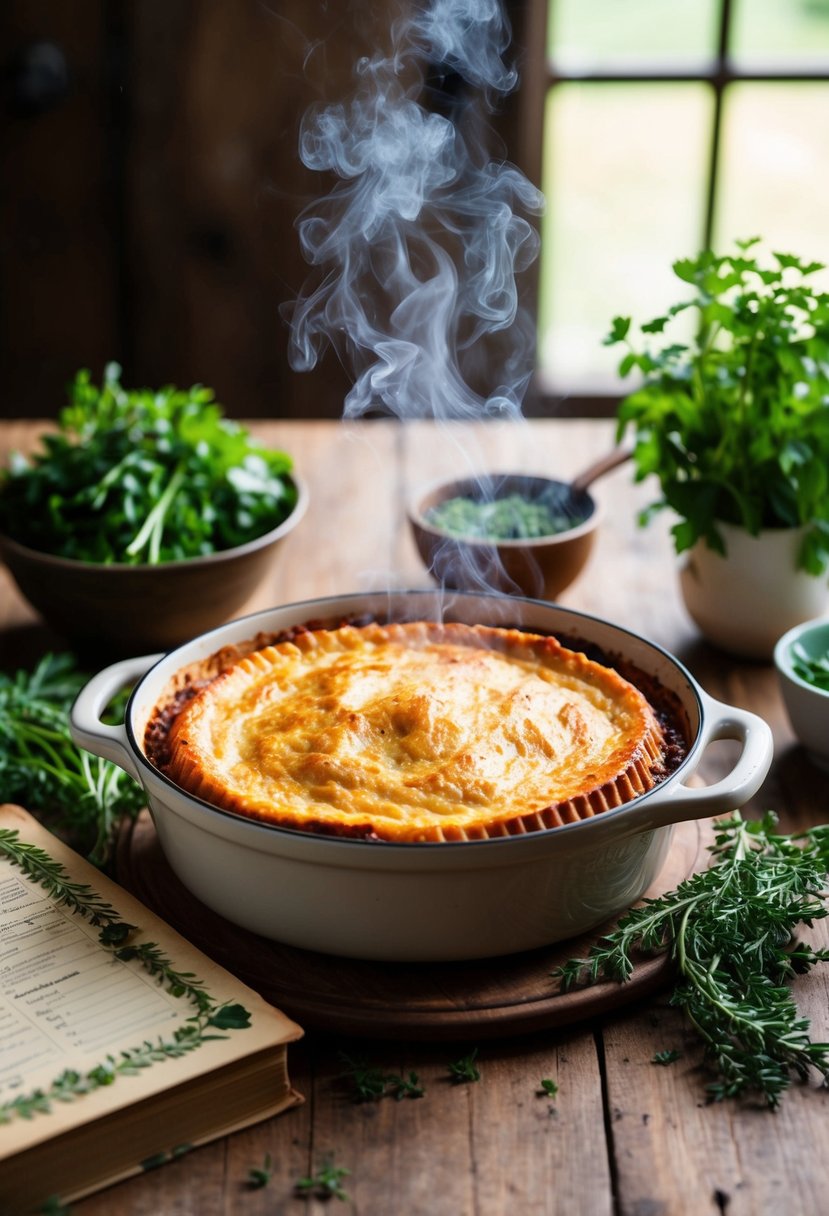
[[0, 858, 185, 1099], [0, 805, 303, 1160]]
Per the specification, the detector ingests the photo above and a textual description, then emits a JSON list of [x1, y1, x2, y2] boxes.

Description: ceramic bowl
[[774, 616, 829, 770], [408, 474, 600, 600], [0, 473, 308, 657], [70, 590, 773, 961]]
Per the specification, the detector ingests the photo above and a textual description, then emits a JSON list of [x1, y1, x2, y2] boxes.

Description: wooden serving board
[[116, 811, 715, 1041]]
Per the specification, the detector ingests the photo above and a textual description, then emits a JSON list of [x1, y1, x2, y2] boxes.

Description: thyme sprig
[[0, 828, 251, 1124], [555, 811, 829, 1108]]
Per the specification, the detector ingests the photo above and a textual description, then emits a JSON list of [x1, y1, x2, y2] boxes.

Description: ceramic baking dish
[[70, 590, 773, 961]]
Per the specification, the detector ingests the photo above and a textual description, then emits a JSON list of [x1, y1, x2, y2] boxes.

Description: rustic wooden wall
[[1, 1, 121, 418], [0, 0, 543, 420]]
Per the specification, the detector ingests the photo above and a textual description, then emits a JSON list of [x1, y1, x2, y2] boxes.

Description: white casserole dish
[[70, 590, 773, 961]]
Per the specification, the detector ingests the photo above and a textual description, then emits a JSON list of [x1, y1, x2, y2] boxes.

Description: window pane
[[731, 0, 829, 68], [549, 0, 720, 69], [538, 84, 713, 394], [715, 84, 829, 282]]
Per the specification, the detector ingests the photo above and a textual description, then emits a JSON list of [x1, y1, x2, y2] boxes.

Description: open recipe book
[[0, 804, 303, 1214]]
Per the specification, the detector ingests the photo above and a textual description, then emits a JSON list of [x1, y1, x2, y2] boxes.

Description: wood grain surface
[[3, 419, 829, 1216]]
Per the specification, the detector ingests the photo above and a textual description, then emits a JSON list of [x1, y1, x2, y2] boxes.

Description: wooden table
[[2, 418, 828, 1216]]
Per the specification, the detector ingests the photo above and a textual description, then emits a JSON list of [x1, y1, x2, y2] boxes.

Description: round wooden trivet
[[116, 812, 715, 1041]]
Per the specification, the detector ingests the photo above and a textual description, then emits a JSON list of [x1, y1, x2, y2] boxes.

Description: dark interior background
[[1, 0, 543, 420]]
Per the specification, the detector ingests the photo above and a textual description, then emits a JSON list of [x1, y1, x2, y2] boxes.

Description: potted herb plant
[[607, 238, 829, 658]]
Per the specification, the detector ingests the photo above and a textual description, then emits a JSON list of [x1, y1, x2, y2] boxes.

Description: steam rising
[[286, 0, 544, 421]]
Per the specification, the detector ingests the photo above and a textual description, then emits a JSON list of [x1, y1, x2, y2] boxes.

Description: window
[[532, 0, 829, 414]]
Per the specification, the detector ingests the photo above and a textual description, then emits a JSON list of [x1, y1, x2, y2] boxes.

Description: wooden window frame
[[504, 0, 829, 417]]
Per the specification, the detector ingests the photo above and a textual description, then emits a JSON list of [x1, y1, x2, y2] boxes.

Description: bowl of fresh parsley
[[0, 364, 308, 655], [774, 616, 829, 771]]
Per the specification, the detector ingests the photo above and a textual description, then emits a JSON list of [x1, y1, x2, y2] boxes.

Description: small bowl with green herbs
[[0, 365, 307, 656], [774, 617, 829, 770], [408, 472, 600, 600]]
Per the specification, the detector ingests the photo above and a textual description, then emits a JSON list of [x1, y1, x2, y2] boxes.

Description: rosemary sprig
[[337, 1053, 389, 1102], [555, 811, 829, 1108], [389, 1070, 425, 1101], [295, 1157, 350, 1202]]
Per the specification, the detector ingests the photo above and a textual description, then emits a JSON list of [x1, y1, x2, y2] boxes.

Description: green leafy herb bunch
[[0, 652, 143, 865], [607, 238, 829, 574], [0, 363, 297, 564]]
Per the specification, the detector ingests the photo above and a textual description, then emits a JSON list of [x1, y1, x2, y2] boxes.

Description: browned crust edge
[[149, 620, 677, 843]]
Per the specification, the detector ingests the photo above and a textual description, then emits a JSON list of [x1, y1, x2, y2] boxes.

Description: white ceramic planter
[[678, 523, 829, 660], [774, 616, 829, 770]]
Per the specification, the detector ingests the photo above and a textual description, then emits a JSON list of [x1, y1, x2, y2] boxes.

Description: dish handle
[[636, 695, 773, 829], [70, 654, 163, 782]]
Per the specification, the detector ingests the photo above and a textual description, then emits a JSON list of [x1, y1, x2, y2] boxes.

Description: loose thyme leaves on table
[[337, 1053, 424, 1102], [555, 811, 829, 1108], [294, 1158, 350, 1202], [389, 1070, 425, 1100], [246, 1152, 273, 1190], [448, 1049, 481, 1084], [537, 1078, 559, 1098]]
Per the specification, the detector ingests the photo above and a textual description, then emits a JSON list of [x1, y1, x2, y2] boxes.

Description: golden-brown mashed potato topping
[[162, 621, 668, 842]]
